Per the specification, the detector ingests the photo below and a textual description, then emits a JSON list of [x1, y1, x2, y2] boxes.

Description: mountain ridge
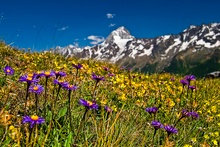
[[54, 23, 220, 77]]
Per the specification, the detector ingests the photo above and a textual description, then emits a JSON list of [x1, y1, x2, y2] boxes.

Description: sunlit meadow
[[0, 42, 220, 147]]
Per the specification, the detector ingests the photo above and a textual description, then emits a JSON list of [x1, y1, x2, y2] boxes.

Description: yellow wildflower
[[214, 132, 219, 137], [191, 137, 197, 143], [100, 99, 107, 105], [212, 140, 218, 146], [204, 134, 209, 139], [119, 93, 127, 101], [112, 105, 117, 112], [211, 106, 217, 113]]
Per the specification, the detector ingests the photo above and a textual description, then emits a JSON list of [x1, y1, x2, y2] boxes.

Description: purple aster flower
[[19, 73, 39, 84], [190, 111, 199, 119], [63, 83, 78, 91], [170, 77, 175, 82], [53, 79, 68, 87], [22, 115, 45, 128], [180, 79, 189, 86], [104, 106, 112, 113], [29, 84, 44, 94], [151, 121, 163, 129], [3, 66, 14, 75], [146, 107, 158, 114], [120, 66, 126, 70], [79, 98, 99, 110], [164, 125, 178, 135], [72, 63, 83, 70], [108, 73, 115, 77], [39, 71, 55, 78], [92, 73, 105, 83], [103, 67, 110, 71], [185, 75, 196, 83], [188, 85, 196, 91], [53, 70, 66, 79], [181, 109, 191, 117]]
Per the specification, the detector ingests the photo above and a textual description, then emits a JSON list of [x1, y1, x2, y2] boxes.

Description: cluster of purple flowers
[[147, 107, 199, 137], [78, 98, 113, 113], [146, 107, 158, 114], [92, 73, 105, 83], [18, 70, 68, 94], [53, 79, 78, 91], [103, 66, 115, 77], [181, 109, 199, 119], [19, 73, 39, 84], [180, 75, 196, 91], [151, 121, 178, 135]]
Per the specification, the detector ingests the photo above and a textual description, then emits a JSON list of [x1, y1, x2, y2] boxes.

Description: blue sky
[[1, 0, 220, 51]]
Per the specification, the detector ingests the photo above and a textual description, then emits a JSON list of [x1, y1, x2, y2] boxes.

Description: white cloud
[[109, 23, 116, 27], [58, 26, 69, 31], [106, 13, 115, 18], [87, 35, 105, 45]]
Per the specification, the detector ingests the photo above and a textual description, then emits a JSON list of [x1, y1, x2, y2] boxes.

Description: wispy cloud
[[87, 35, 105, 45], [58, 26, 69, 31], [0, 13, 6, 24], [106, 13, 115, 18], [109, 23, 116, 27], [73, 42, 79, 47]]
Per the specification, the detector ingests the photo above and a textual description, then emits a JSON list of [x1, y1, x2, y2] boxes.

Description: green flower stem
[[35, 93, 38, 115], [73, 108, 88, 145], [43, 78, 48, 116], [68, 90, 73, 133], [24, 83, 30, 115]]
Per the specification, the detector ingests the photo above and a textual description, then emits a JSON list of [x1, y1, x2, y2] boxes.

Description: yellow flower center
[[33, 86, 39, 91], [27, 77, 32, 81], [6, 69, 10, 73], [45, 71, 50, 76], [87, 101, 93, 106], [59, 80, 64, 83], [31, 115, 39, 121], [28, 74, 33, 77]]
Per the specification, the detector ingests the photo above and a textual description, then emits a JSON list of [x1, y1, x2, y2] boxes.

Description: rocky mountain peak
[[105, 26, 134, 44]]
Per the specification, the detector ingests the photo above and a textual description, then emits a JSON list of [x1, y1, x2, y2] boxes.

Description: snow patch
[[165, 38, 181, 54], [129, 49, 138, 59], [138, 45, 154, 56], [113, 35, 132, 49], [162, 35, 170, 41], [179, 36, 198, 52], [196, 39, 220, 48]]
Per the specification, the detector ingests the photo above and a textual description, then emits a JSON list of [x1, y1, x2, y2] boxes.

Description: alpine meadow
[[0, 42, 220, 147]]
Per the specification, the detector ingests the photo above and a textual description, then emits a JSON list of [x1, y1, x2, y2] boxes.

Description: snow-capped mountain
[[55, 23, 220, 76]]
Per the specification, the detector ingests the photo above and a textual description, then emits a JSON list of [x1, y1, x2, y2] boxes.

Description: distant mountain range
[[54, 23, 220, 77]]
